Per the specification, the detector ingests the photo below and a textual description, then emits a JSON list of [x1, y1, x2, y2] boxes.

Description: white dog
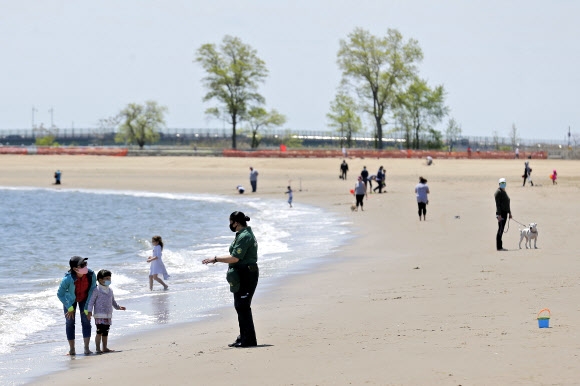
[[519, 223, 539, 249]]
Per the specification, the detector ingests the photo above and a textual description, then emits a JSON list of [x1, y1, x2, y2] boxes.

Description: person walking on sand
[[249, 167, 259, 192], [147, 235, 169, 290], [285, 186, 293, 208], [87, 269, 126, 354], [360, 166, 369, 193], [57, 256, 97, 355], [202, 211, 259, 348], [340, 160, 349, 180], [495, 178, 512, 251], [373, 166, 385, 193], [551, 169, 558, 185], [415, 176, 430, 221], [522, 161, 533, 186], [354, 176, 367, 211]]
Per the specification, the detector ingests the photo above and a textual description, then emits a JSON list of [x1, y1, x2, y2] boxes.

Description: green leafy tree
[[196, 35, 268, 149], [396, 78, 448, 149], [246, 107, 286, 149], [35, 135, 59, 147], [337, 28, 423, 149], [327, 92, 363, 148], [445, 118, 462, 151], [425, 128, 444, 149], [115, 101, 167, 149]]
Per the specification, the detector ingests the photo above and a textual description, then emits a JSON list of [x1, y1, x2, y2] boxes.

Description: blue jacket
[[57, 269, 97, 311]]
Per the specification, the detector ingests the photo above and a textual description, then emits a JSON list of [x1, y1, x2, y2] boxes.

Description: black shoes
[[230, 342, 257, 348], [228, 336, 257, 348]]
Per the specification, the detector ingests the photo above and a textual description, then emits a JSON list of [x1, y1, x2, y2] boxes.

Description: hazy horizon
[[1, 1, 578, 141]]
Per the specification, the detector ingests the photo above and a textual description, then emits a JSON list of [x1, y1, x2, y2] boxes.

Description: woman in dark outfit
[[203, 211, 259, 347], [494, 178, 512, 251]]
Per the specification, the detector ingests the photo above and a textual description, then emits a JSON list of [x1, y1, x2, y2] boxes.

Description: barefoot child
[[285, 186, 293, 208], [147, 235, 170, 290], [87, 269, 126, 353]]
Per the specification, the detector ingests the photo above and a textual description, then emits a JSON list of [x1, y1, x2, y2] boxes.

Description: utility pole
[[32, 106, 38, 129], [568, 126, 571, 148], [48, 107, 54, 128]]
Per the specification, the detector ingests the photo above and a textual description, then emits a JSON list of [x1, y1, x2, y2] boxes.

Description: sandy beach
[[2, 155, 579, 385]]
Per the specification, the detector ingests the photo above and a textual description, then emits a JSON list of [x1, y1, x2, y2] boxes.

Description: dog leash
[[511, 218, 528, 227]]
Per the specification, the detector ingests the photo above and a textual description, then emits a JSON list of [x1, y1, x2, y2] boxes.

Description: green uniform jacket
[[229, 226, 258, 267]]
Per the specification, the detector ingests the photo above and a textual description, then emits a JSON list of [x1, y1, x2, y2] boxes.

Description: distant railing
[[0, 127, 574, 150]]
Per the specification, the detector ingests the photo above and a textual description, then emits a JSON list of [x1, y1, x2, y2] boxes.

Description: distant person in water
[[147, 235, 169, 290], [285, 186, 293, 208]]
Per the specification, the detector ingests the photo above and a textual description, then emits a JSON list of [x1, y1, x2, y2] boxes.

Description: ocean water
[[0, 187, 351, 385]]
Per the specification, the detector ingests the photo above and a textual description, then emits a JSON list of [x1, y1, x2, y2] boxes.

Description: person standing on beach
[[522, 161, 533, 186], [249, 167, 259, 192], [202, 211, 259, 348], [415, 176, 430, 221], [354, 176, 367, 211], [360, 166, 369, 193], [495, 178, 512, 251], [340, 160, 349, 180], [285, 186, 293, 208], [515, 147, 520, 159], [147, 235, 169, 290], [87, 269, 126, 354], [54, 170, 62, 185], [57, 256, 97, 355]]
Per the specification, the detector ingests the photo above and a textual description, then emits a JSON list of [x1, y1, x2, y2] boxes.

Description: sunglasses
[[77, 262, 87, 268]]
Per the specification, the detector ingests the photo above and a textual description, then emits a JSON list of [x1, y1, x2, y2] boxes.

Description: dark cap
[[69, 256, 88, 269]]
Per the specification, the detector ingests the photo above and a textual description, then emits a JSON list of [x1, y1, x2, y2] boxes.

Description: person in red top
[[57, 256, 97, 355]]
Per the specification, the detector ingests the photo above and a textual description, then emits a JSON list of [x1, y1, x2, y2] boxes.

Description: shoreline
[[0, 156, 579, 385], [0, 186, 351, 385]]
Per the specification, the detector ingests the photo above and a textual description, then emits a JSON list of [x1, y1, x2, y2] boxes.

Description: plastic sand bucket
[[537, 308, 550, 328]]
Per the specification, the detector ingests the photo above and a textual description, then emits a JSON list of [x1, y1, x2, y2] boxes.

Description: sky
[[1, 0, 578, 141]]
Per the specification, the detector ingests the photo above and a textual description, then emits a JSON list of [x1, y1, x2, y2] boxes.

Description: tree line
[[106, 28, 471, 150]]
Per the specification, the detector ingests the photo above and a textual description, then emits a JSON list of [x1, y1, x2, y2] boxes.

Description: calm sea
[[0, 187, 351, 385]]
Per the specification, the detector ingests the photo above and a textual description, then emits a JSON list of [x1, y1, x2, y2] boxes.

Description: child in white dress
[[147, 235, 170, 290]]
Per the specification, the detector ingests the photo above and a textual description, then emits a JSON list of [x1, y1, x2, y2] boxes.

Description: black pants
[[341, 170, 347, 179], [355, 194, 364, 208], [96, 324, 110, 336], [496, 212, 508, 250], [373, 180, 383, 193], [418, 202, 426, 218], [250, 180, 257, 192], [234, 265, 259, 346]]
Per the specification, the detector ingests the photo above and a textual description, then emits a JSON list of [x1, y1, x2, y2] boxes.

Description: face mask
[[499, 182, 506, 189], [103, 280, 111, 286], [76, 267, 88, 275], [229, 223, 237, 232]]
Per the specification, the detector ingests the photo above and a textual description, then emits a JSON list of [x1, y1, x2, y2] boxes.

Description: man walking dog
[[494, 178, 512, 251]]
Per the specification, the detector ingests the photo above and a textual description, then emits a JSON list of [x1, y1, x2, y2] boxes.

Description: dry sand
[[1, 155, 579, 385]]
